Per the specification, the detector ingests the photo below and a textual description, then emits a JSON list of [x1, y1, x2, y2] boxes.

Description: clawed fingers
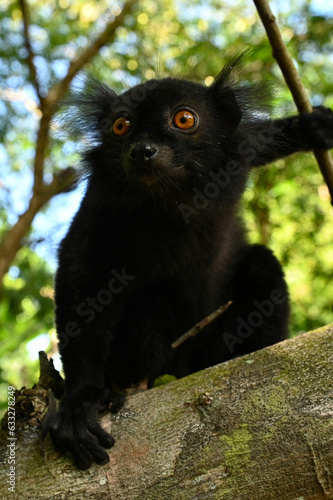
[[42, 400, 116, 470]]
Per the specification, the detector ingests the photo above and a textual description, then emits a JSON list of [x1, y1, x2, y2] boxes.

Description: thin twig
[[172, 301, 233, 349], [34, 0, 138, 194], [18, 0, 44, 106], [253, 0, 333, 204], [33, 0, 138, 195], [50, 0, 138, 105]]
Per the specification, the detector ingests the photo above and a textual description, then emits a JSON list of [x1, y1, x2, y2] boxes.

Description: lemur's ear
[[56, 76, 119, 144], [207, 51, 249, 132], [210, 83, 242, 132]]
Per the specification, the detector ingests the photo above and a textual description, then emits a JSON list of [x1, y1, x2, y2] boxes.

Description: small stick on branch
[[253, 0, 333, 204], [172, 301, 233, 349]]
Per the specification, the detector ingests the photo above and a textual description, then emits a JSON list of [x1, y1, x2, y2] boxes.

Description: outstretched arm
[[244, 106, 333, 167]]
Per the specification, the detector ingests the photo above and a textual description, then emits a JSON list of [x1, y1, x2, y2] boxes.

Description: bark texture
[[1, 323, 333, 500]]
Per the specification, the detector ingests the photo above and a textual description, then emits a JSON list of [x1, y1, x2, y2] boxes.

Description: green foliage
[[0, 249, 54, 413], [0, 0, 332, 411], [154, 374, 178, 387], [243, 153, 333, 333]]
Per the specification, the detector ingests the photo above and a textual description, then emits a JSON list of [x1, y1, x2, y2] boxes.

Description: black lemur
[[44, 56, 333, 469]]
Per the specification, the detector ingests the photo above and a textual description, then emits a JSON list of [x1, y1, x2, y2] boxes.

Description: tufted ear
[[56, 76, 119, 145], [207, 52, 249, 133], [213, 84, 242, 132]]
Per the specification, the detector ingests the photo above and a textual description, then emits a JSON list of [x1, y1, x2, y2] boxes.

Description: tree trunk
[[1, 323, 333, 500]]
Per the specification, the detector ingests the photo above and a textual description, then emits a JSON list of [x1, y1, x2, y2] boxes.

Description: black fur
[[44, 56, 333, 469]]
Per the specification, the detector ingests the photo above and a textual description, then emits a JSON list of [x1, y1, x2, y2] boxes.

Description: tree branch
[[253, 0, 333, 204], [1, 324, 332, 498], [0, 168, 77, 281], [33, 113, 52, 195], [45, 167, 79, 196], [0, 196, 45, 282], [49, 0, 138, 106], [34, 0, 138, 196], [18, 0, 44, 107], [0, 0, 138, 286]]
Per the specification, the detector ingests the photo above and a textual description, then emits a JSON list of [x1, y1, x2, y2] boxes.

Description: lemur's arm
[[244, 106, 333, 167]]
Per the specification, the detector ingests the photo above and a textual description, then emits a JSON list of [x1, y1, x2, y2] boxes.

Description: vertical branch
[[18, 0, 44, 107], [18, 0, 50, 193], [253, 0, 333, 203]]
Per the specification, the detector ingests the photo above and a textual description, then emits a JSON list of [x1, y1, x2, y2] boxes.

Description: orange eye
[[112, 117, 131, 136], [173, 109, 197, 130]]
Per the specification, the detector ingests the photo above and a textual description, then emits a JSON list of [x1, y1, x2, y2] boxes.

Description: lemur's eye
[[173, 109, 198, 131], [112, 117, 131, 136]]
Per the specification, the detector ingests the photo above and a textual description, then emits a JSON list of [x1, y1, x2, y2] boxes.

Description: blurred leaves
[[0, 249, 54, 412]]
